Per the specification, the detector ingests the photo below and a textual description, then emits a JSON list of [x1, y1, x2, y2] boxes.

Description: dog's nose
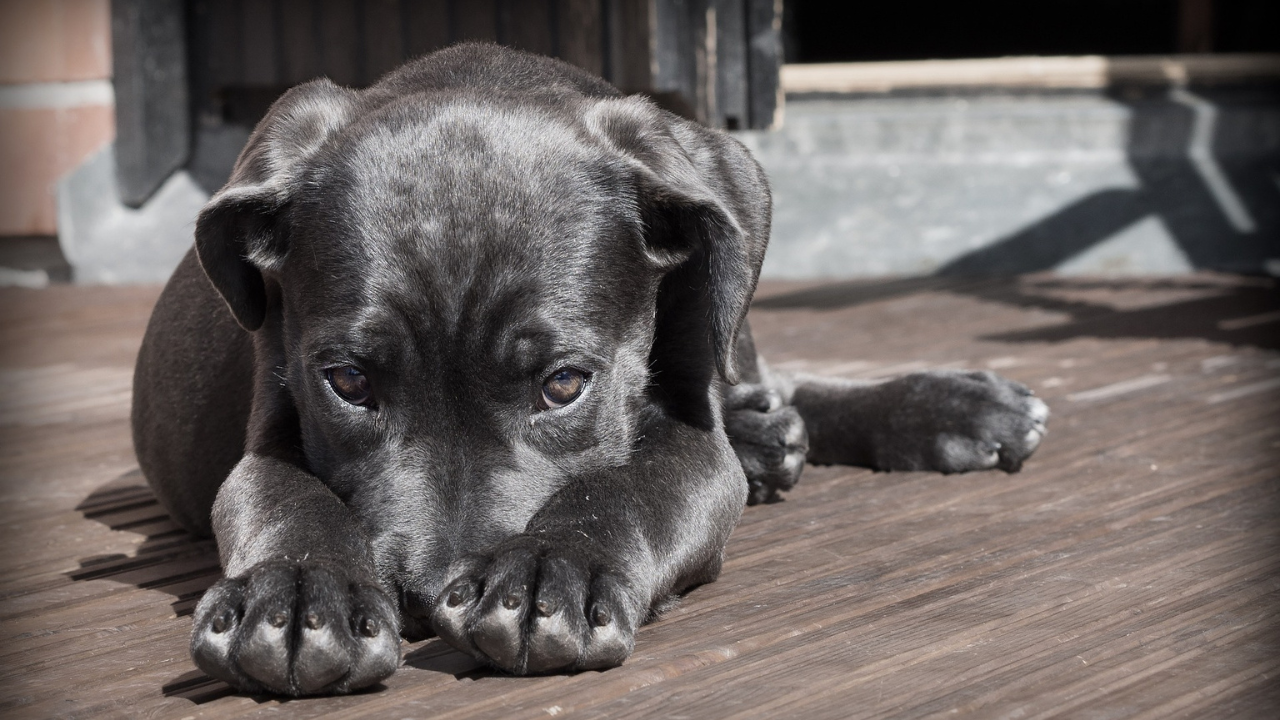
[[399, 590, 438, 641]]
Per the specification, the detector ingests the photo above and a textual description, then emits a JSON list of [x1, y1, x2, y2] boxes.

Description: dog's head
[[194, 72, 769, 635]]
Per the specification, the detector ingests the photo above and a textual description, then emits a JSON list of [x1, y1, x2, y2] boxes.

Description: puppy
[[131, 43, 1048, 695]]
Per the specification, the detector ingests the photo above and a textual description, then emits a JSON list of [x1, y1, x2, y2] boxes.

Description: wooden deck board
[[0, 274, 1276, 719]]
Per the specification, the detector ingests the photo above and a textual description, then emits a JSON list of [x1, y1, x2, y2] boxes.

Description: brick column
[[0, 0, 115, 237]]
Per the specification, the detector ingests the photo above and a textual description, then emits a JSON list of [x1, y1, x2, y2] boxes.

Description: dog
[[131, 42, 1048, 696]]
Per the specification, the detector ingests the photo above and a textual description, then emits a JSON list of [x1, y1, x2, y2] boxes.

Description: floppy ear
[[587, 96, 771, 384], [195, 79, 361, 331]]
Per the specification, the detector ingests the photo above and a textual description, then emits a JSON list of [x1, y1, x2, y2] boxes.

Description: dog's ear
[[586, 96, 771, 384], [195, 80, 360, 331]]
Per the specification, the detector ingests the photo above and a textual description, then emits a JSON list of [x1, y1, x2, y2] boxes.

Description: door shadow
[[965, 277, 1280, 348], [938, 84, 1280, 277], [753, 275, 1280, 350]]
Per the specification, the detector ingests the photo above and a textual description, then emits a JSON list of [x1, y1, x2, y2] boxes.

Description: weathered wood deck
[[1, 274, 1277, 719]]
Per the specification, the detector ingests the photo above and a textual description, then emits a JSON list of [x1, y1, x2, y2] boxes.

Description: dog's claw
[[592, 605, 611, 627]]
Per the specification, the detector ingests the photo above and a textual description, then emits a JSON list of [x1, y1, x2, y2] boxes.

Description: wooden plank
[[745, 0, 780, 129], [1, 274, 1277, 718], [362, 0, 405, 82], [110, 0, 190, 206], [606, 0, 652, 93], [780, 53, 1280, 94], [500, 0, 555, 57], [714, 0, 748, 129], [279, 0, 322, 84], [453, 0, 498, 43], [195, 0, 242, 91], [317, 0, 362, 86], [239, 0, 280, 86], [556, 0, 605, 77], [402, 0, 451, 59], [650, 0, 703, 121]]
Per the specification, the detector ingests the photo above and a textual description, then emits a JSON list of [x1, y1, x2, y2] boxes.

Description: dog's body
[[132, 43, 1047, 695]]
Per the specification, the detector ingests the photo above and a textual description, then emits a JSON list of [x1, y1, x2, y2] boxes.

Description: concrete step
[[737, 85, 1280, 277]]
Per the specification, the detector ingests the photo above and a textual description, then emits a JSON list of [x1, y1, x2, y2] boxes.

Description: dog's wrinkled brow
[[504, 327, 610, 372]]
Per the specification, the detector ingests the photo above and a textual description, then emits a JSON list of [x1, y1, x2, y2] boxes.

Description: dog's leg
[[431, 420, 744, 675], [189, 452, 402, 695], [186, 323, 401, 696], [132, 250, 253, 536], [774, 369, 1049, 474]]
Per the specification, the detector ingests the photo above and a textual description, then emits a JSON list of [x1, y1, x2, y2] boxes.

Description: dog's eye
[[539, 368, 587, 410], [327, 366, 374, 407]]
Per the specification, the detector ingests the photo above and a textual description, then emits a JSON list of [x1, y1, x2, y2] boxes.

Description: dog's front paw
[[432, 536, 637, 674], [876, 370, 1049, 474], [190, 560, 400, 695], [723, 384, 809, 504]]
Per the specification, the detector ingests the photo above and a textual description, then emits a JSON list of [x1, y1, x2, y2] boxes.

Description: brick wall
[[0, 0, 115, 236]]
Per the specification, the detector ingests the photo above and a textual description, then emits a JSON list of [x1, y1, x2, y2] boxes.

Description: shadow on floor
[[969, 277, 1280, 348], [70, 469, 486, 703], [69, 469, 220, 617], [402, 641, 489, 679], [753, 275, 1280, 350], [69, 469, 234, 703]]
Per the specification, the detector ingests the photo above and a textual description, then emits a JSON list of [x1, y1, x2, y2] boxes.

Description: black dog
[[131, 43, 1047, 696]]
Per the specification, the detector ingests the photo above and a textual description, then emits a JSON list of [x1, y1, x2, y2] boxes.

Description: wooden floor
[[1, 274, 1277, 719]]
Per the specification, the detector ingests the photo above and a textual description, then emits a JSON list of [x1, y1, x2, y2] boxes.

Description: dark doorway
[[784, 0, 1280, 64]]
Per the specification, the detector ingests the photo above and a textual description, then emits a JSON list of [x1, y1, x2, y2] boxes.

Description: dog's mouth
[[399, 589, 438, 641]]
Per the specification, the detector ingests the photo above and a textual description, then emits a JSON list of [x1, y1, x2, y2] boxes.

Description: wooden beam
[[317, 0, 361, 86], [402, 0, 450, 59], [279, 0, 322, 85], [605, 0, 652, 94], [111, 0, 189, 207], [454, 0, 498, 43], [363, 0, 406, 83], [714, 0, 748, 130], [557, 0, 606, 77], [746, 0, 781, 129]]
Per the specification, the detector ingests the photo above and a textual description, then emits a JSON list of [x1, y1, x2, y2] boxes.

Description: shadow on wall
[[939, 84, 1280, 276]]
